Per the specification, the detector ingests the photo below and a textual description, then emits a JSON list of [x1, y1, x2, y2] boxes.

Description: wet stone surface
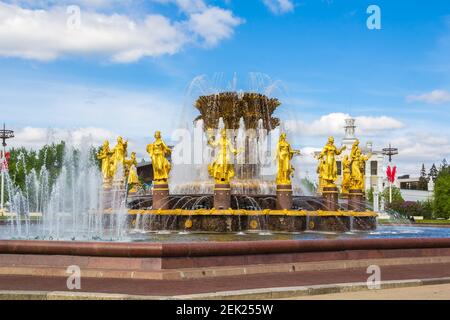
[[128, 214, 376, 233]]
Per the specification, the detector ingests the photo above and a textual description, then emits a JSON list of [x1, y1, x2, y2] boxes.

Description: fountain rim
[[1, 238, 450, 258], [124, 209, 378, 217]]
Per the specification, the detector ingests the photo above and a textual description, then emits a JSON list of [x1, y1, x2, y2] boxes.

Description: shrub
[[421, 200, 434, 219], [385, 200, 434, 219]]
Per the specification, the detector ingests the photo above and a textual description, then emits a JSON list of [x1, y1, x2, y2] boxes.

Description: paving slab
[[290, 283, 450, 300], [2, 262, 450, 298]]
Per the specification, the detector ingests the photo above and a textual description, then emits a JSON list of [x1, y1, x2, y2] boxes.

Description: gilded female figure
[[350, 139, 360, 161], [111, 136, 128, 177], [97, 140, 113, 183], [147, 131, 172, 184], [341, 155, 351, 195], [317, 136, 346, 187], [126, 152, 139, 186], [208, 129, 240, 184], [351, 149, 370, 190], [276, 133, 300, 185]]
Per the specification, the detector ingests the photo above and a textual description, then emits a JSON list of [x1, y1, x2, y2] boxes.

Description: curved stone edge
[[126, 209, 378, 217], [2, 277, 450, 300], [2, 238, 450, 258]]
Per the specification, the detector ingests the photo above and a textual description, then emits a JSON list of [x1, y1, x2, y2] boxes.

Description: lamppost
[[382, 143, 398, 204], [0, 124, 14, 212]]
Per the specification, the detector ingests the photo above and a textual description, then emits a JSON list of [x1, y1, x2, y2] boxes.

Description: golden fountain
[[99, 92, 377, 233]]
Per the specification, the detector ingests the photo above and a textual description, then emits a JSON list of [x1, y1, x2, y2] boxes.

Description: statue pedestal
[[348, 189, 365, 211], [214, 184, 231, 210], [322, 186, 339, 211], [102, 186, 113, 209], [276, 184, 293, 210], [102, 185, 126, 209], [152, 183, 169, 210]]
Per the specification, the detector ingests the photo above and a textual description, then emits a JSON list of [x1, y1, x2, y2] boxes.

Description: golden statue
[[350, 149, 370, 190], [97, 140, 114, 185], [125, 152, 138, 181], [350, 139, 360, 160], [126, 152, 140, 192], [316, 155, 326, 193], [208, 129, 240, 184], [317, 136, 346, 188], [110, 136, 128, 178], [341, 155, 351, 195], [275, 133, 300, 185], [128, 164, 140, 185], [147, 131, 172, 184]]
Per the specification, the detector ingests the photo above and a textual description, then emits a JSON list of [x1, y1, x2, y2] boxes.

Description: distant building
[[395, 175, 434, 202], [137, 160, 153, 184]]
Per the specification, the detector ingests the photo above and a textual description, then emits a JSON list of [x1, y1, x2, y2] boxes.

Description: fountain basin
[[2, 237, 450, 281], [126, 209, 378, 233]]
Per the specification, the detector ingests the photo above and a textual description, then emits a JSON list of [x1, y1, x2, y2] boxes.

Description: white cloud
[[0, 1, 242, 62], [406, 89, 450, 104], [285, 112, 405, 136], [11, 126, 154, 161], [0, 79, 182, 147], [188, 7, 243, 46], [355, 115, 405, 131], [281, 112, 412, 177], [380, 130, 450, 176], [262, 0, 294, 15], [12, 126, 118, 150], [392, 132, 450, 161]]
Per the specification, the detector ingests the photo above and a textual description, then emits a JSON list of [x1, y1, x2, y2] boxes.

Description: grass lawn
[[416, 219, 450, 225], [379, 219, 450, 225]]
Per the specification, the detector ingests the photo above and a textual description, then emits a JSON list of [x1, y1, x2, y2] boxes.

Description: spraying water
[[1, 139, 128, 241]]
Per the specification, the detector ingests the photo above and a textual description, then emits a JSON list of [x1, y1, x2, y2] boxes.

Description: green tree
[[382, 185, 404, 204], [441, 158, 448, 171], [419, 163, 428, 190], [91, 146, 102, 171], [429, 164, 438, 182], [366, 187, 374, 203], [434, 167, 450, 219], [300, 178, 317, 194], [6, 142, 66, 197], [421, 200, 434, 219]]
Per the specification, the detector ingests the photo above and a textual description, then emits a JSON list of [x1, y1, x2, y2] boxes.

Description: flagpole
[[1, 145, 5, 211], [389, 181, 392, 204], [0, 124, 14, 214], [383, 143, 398, 205]]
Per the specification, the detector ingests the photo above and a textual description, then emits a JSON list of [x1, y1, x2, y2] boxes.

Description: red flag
[[391, 166, 397, 183], [386, 165, 397, 183], [0, 152, 9, 172]]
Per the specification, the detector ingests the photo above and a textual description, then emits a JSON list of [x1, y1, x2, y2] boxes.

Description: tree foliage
[[386, 200, 434, 219], [382, 185, 404, 204], [7, 142, 66, 193], [434, 166, 450, 219], [418, 163, 428, 190], [429, 164, 439, 182], [5, 142, 101, 206]]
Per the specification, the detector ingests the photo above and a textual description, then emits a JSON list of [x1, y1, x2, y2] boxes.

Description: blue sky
[[0, 0, 449, 176]]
